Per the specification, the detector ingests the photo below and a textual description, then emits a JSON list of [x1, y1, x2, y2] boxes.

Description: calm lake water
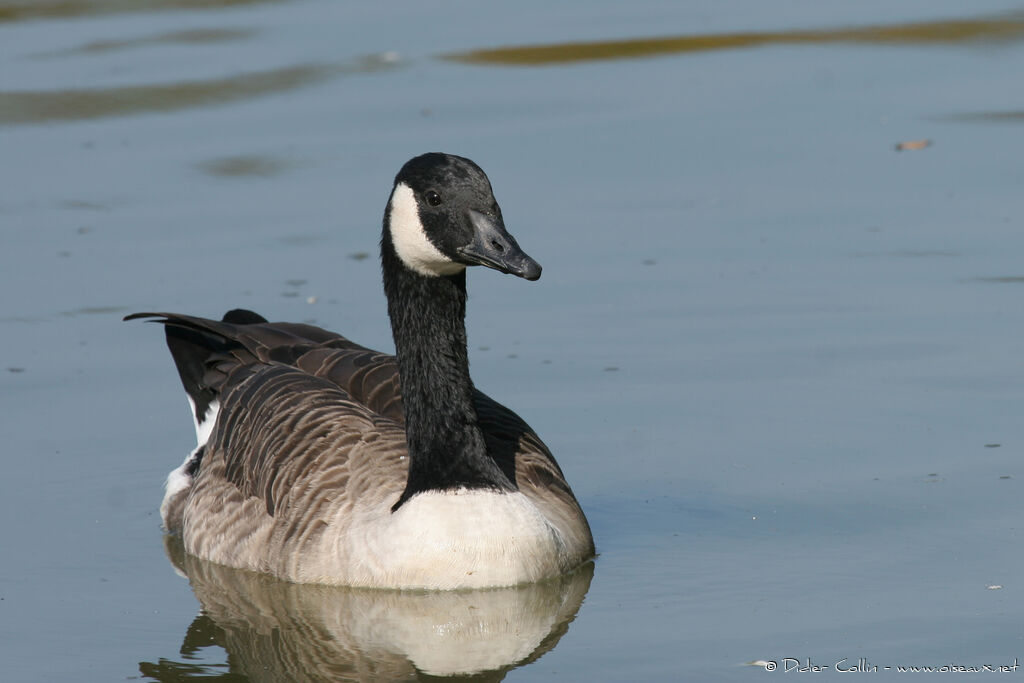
[[4, 1, 1024, 680]]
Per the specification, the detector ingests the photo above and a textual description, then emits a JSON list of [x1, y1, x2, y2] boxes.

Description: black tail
[[125, 309, 267, 426], [221, 309, 269, 325]]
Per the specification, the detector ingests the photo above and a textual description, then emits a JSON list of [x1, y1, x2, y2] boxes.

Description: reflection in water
[[197, 155, 294, 178], [971, 276, 1024, 283], [0, 65, 328, 126], [0, 55, 400, 126], [0, 0, 284, 23], [141, 536, 594, 682], [29, 28, 257, 60], [59, 305, 130, 317], [945, 110, 1024, 123], [445, 12, 1024, 66], [59, 199, 111, 211]]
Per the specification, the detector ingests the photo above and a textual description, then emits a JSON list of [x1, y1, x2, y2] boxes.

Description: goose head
[[384, 153, 542, 281]]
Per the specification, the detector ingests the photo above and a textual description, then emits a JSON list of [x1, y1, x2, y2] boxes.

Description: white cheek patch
[[388, 182, 465, 277]]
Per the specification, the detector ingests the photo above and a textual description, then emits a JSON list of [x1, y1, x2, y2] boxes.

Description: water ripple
[[0, 0, 285, 23], [445, 12, 1024, 66], [28, 28, 257, 60], [0, 54, 402, 126]]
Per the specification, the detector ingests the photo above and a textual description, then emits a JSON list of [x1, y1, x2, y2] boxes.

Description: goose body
[[130, 153, 594, 589]]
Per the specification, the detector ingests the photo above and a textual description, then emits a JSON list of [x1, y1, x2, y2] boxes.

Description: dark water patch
[[59, 199, 110, 211], [0, 64, 334, 126], [0, 0, 286, 24], [944, 110, 1024, 123], [29, 28, 257, 60], [59, 305, 129, 317], [197, 154, 293, 178], [445, 12, 1024, 66], [891, 250, 958, 258], [853, 250, 960, 259], [970, 276, 1024, 283]]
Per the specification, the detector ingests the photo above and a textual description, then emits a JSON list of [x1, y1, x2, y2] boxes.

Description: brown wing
[[210, 350, 407, 517], [128, 312, 407, 516]]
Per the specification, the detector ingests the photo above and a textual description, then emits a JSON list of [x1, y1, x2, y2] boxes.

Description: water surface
[[3, 0, 1024, 680]]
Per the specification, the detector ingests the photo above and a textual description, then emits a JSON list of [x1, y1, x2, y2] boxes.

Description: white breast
[[327, 489, 568, 589]]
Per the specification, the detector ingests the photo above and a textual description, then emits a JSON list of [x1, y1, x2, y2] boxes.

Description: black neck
[[382, 233, 514, 509]]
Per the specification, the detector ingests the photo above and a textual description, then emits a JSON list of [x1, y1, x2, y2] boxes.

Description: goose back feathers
[[130, 153, 593, 589]]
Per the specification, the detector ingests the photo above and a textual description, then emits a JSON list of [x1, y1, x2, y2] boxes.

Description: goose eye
[[425, 190, 442, 207]]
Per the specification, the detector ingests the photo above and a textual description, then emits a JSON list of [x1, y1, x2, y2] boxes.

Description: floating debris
[[985, 443, 1001, 448], [7, 367, 25, 373], [987, 584, 1003, 590], [306, 296, 318, 305], [349, 252, 370, 261], [895, 139, 932, 151]]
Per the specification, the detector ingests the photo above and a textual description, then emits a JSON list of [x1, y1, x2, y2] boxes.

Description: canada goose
[[128, 153, 594, 589]]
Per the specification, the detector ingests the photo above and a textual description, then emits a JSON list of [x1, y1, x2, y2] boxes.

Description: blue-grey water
[[4, 1, 1024, 680]]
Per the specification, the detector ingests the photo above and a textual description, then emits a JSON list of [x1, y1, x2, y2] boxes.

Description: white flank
[[161, 447, 197, 526], [162, 399, 220, 525], [164, 449, 197, 499], [187, 398, 220, 446], [388, 182, 465, 277]]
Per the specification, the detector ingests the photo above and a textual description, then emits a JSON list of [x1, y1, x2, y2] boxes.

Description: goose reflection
[[141, 536, 594, 682]]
